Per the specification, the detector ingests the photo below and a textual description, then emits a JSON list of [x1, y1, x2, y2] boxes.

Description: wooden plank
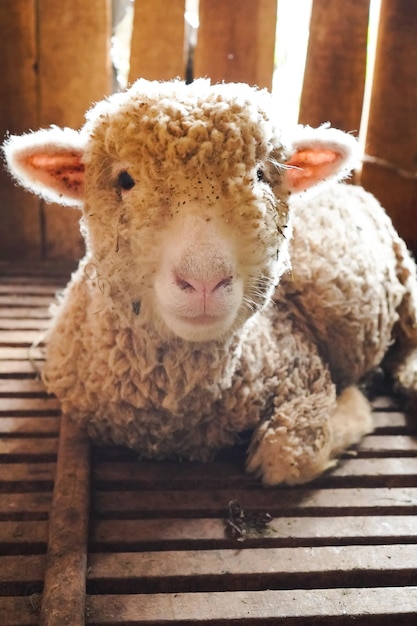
[[129, 0, 186, 82], [299, 0, 370, 132], [194, 0, 277, 90], [93, 487, 417, 518], [371, 395, 403, 410], [0, 0, 42, 261], [0, 493, 52, 518], [0, 418, 59, 437], [0, 261, 74, 279], [360, 0, 417, 253], [0, 398, 60, 415], [37, 0, 112, 261], [85, 587, 417, 624], [0, 554, 46, 587], [0, 463, 55, 485], [0, 308, 50, 320], [0, 378, 48, 394], [87, 544, 417, 593], [0, 284, 63, 295], [0, 347, 44, 361], [357, 435, 417, 454], [0, 597, 40, 626], [372, 411, 411, 429], [0, 361, 41, 376], [0, 521, 48, 549], [329, 456, 417, 481], [0, 318, 50, 330], [93, 456, 417, 491], [91, 515, 417, 551], [0, 438, 58, 460], [0, 294, 55, 307], [0, 330, 45, 346], [39, 414, 91, 626]]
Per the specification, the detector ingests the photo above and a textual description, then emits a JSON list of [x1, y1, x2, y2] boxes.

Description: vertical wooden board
[[37, 0, 113, 260], [299, 0, 370, 133], [194, 0, 277, 90], [0, 0, 42, 260], [360, 0, 417, 253], [39, 415, 91, 626], [129, 0, 186, 82]]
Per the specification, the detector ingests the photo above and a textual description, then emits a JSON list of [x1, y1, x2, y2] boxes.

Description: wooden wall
[[1, 0, 416, 260], [0, 0, 112, 261]]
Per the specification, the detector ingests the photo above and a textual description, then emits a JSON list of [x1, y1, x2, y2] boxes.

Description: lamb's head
[[3, 79, 358, 343]]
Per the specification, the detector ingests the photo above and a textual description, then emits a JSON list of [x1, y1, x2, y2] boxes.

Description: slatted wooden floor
[[1, 263, 417, 625]]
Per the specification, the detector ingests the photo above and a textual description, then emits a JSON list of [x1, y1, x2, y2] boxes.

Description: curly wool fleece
[[4, 79, 417, 485]]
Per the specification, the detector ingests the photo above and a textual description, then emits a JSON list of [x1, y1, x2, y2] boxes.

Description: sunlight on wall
[[272, 0, 312, 127], [111, 0, 382, 140]]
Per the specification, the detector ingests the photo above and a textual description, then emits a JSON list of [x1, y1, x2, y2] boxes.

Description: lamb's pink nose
[[174, 273, 233, 294]]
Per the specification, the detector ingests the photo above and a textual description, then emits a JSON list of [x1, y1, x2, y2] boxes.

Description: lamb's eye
[[257, 169, 265, 182], [118, 170, 135, 191]]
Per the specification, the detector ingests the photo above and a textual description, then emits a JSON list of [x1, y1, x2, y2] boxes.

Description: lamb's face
[[4, 79, 357, 343], [82, 83, 290, 342]]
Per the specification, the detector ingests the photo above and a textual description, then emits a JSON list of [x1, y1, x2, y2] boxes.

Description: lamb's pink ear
[[282, 126, 359, 193], [3, 127, 86, 206]]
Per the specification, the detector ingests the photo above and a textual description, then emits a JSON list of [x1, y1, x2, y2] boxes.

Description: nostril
[[213, 276, 233, 292], [175, 275, 196, 292], [173, 271, 234, 295]]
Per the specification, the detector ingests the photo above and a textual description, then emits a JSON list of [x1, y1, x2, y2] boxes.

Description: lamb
[[4, 78, 417, 485]]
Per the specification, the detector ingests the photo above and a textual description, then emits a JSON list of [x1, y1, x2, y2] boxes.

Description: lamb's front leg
[[247, 384, 373, 486]]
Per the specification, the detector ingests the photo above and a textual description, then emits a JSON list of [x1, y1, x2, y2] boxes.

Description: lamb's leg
[[388, 347, 417, 404], [385, 238, 417, 400], [246, 385, 373, 486], [328, 385, 373, 456]]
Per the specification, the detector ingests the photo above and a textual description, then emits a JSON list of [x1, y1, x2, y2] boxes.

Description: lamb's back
[[280, 182, 407, 386]]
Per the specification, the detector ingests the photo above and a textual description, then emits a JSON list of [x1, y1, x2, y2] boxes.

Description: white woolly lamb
[[4, 78, 417, 485]]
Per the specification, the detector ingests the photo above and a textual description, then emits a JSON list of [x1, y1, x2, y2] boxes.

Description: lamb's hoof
[[246, 425, 335, 486]]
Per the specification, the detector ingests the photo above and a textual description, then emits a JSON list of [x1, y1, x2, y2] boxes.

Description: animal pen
[[1, 0, 417, 624]]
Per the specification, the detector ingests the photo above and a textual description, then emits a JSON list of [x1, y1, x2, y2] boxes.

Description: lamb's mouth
[[179, 314, 222, 325], [165, 311, 237, 342]]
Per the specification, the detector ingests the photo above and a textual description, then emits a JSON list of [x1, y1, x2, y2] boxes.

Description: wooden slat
[[0, 377, 48, 394], [0, 284, 63, 295], [0, 261, 75, 279], [93, 456, 417, 491], [0, 308, 50, 320], [0, 463, 55, 485], [0, 318, 50, 330], [93, 486, 417, 518], [0, 398, 60, 415], [0, 347, 44, 361], [129, 0, 186, 82], [0, 418, 59, 436], [0, 361, 42, 376], [0, 554, 46, 589], [194, 0, 277, 90], [0, 493, 52, 519], [91, 515, 417, 551], [360, 0, 417, 253], [357, 435, 417, 454], [86, 587, 417, 625], [92, 454, 417, 490], [37, 0, 112, 261], [0, 521, 48, 550], [0, 0, 41, 260], [0, 438, 58, 460], [0, 294, 56, 307], [87, 544, 417, 593], [39, 414, 91, 626], [299, 0, 370, 132], [0, 597, 40, 626]]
